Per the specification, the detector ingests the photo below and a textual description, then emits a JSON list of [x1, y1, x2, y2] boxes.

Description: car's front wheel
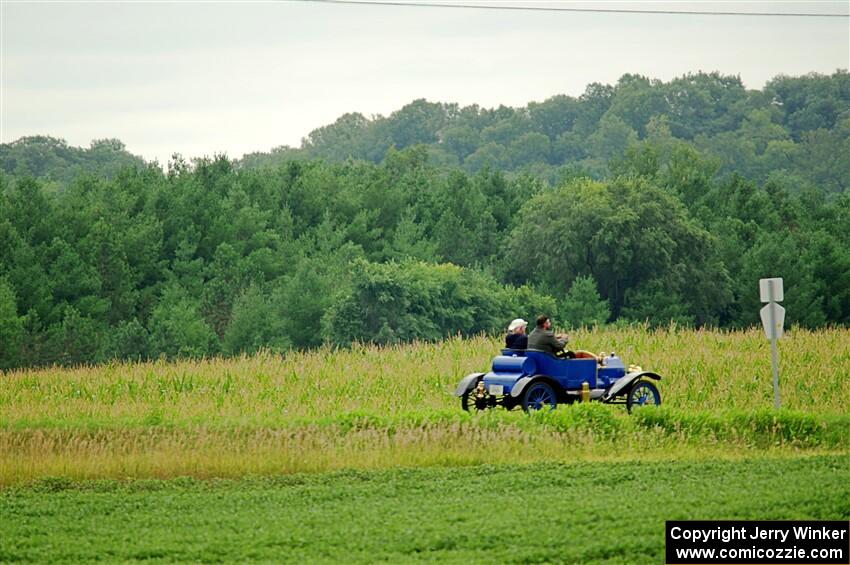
[[626, 380, 661, 413], [461, 380, 486, 412]]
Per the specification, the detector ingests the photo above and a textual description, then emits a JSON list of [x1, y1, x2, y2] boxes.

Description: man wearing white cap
[[505, 318, 528, 350]]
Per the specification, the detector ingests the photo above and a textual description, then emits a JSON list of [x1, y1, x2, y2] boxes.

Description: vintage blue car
[[454, 349, 661, 412]]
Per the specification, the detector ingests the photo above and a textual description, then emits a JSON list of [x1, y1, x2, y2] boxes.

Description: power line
[[301, 0, 850, 18]]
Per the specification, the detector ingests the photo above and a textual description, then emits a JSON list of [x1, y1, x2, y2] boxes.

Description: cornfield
[[1, 326, 848, 485]]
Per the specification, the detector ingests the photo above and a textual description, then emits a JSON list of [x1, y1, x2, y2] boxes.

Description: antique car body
[[454, 349, 662, 412]]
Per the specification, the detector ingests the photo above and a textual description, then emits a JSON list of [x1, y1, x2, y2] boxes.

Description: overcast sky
[[1, 1, 848, 164]]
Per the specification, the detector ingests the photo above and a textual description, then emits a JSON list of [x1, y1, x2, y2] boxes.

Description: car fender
[[509, 376, 534, 398], [604, 371, 662, 401], [453, 373, 485, 397], [510, 375, 559, 399]]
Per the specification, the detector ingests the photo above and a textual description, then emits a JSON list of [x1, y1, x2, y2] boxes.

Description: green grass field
[[2, 327, 849, 562], [2, 456, 848, 564]]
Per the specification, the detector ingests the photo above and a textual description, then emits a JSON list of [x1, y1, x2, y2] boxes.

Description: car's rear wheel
[[522, 381, 557, 411], [626, 380, 661, 413]]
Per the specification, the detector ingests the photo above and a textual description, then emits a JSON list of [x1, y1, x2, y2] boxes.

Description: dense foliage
[[246, 70, 850, 193], [0, 136, 145, 187], [0, 70, 848, 368]]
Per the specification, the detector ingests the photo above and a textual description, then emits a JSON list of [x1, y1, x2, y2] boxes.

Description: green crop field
[[2, 327, 849, 562], [2, 457, 848, 564]]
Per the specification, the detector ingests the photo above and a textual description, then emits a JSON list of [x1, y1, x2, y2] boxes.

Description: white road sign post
[[759, 278, 784, 409]]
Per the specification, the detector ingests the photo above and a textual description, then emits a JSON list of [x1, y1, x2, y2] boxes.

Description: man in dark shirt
[[526, 314, 568, 355], [505, 318, 528, 349]]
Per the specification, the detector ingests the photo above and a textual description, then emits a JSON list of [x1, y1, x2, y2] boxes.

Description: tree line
[[245, 70, 850, 194], [0, 70, 847, 369]]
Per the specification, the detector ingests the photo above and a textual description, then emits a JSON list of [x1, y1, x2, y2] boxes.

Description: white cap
[[508, 318, 528, 332]]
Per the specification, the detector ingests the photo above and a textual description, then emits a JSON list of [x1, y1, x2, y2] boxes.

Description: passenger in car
[[505, 318, 528, 350]]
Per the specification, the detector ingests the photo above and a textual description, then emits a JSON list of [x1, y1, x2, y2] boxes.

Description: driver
[[526, 314, 571, 357]]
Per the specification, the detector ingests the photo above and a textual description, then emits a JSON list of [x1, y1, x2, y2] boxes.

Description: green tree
[[735, 233, 827, 328], [149, 285, 219, 358], [480, 112, 529, 146], [0, 277, 24, 369], [303, 113, 374, 160], [662, 72, 748, 139], [323, 259, 509, 346], [507, 177, 732, 324], [796, 120, 850, 193], [82, 218, 137, 324], [574, 82, 615, 136], [275, 219, 364, 349], [102, 318, 150, 362], [463, 142, 507, 172], [560, 275, 611, 328], [429, 171, 498, 266], [620, 279, 695, 326], [386, 99, 447, 149], [202, 242, 247, 338], [440, 125, 480, 160], [4, 239, 54, 324], [0, 135, 144, 186], [552, 131, 588, 163], [765, 70, 850, 138], [528, 95, 579, 140], [223, 285, 290, 355], [4, 177, 55, 245], [587, 114, 639, 162], [606, 74, 667, 136], [45, 237, 106, 321], [43, 307, 102, 366], [738, 108, 790, 154], [508, 132, 551, 168], [503, 284, 559, 328], [387, 208, 439, 262]]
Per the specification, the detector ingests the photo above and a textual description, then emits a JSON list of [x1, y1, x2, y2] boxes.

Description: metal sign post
[[759, 278, 784, 409]]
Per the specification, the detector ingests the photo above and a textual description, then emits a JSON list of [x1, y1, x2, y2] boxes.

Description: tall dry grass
[[3, 413, 845, 486]]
